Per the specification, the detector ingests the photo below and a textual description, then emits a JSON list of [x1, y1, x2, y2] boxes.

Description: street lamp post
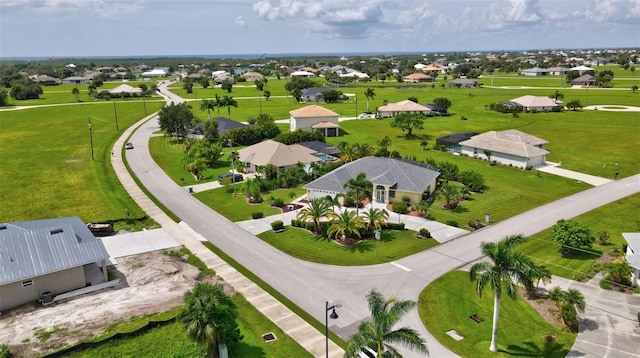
[[88, 117, 94, 161], [113, 101, 119, 131], [325, 301, 339, 358], [229, 139, 236, 196]]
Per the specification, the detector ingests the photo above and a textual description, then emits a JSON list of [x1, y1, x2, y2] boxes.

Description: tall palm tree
[[71, 87, 80, 102], [345, 289, 428, 358], [377, 136, 392, 156], [296, 197, 337, 234], [214, 94, 224, 117], [363, 88, 375, 113], [180, 282, 242, 354], [221, 95, 238, 119], [549, 90, 564, 103], [340, 144, 357, 163], [199, 99, 216, 120], [469, 235, 535, 352], [548, 286, 585, 331], [327, 210, 365, 241], [362, 207, 388, 233], [344, 172, 373, 215], [353, 143, 374, 159]]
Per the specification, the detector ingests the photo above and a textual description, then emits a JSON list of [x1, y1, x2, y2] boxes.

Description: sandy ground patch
[[0, 250, 215, 357]]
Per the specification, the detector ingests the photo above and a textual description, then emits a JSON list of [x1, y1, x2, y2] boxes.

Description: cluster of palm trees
[[199, 94, 238, 120], [296, 197, 389, 243], [469, 235, 585, 352]]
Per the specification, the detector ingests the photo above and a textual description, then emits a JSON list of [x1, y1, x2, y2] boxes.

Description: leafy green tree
[[344, 289, 428, 358], [158, 103, 194, 139], [566, 99, 583, 111], [433, 97, 452, 113], [364, 87, 375, 112], [198, 76, 210, 89], [390, 112, 426, 137], [548, 286, 585, 332], [199, 99, 217, 120], [0, 90, 8, 106], [376, 136, 392, 157], [459, 170, 487, 192], [436, 182, 461, 209], [437, 161, 459, 183], [71, 87, 80, 102], [327, 210, 365, 241], [255, 113, 274, 126], [604, 259, 632, 284], [183, 79, 193, 94], [362, 207, 388, 233], [263, 90, 271, 100], [469, 235, 536, 352], [632, 85, 638, 93], [180, 282, 242, 354], [221, 79, 233, 93], [10, 78, 43, 100], [201, 119, 219, 143], [407, 96, 418, 103], [291, 87, 302, 102], [221, 95, 238, 119], [296, 197, 337, 234], [551, 219, 596, 255], [322, 89, 343, 103], [254, 79, 264, 90]]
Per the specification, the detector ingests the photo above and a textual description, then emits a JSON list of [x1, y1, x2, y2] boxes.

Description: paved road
[[126, 83, 640, 357]]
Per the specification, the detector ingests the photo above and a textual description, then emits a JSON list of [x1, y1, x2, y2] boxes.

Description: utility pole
[[113, 101, 119, 131], [229, 139, 236, 196], [88, 117, 94, 161]]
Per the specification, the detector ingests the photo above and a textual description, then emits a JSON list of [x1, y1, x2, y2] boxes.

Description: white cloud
[[571, 0, 640, 22], [0, 0, 143, 17], [235, 15, 246, 28]]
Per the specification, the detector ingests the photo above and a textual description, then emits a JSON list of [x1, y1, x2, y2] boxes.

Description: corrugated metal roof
[[0, 217, 110, 286]]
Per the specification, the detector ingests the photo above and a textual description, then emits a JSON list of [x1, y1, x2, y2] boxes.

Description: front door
[[375, 185, 386, 203]]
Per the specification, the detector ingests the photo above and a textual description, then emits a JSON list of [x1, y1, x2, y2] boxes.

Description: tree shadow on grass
[[451, 206, 469, 214], [504, 340, 568, 358], [229, 342, 266, 358], [341, 238, 376, 253]]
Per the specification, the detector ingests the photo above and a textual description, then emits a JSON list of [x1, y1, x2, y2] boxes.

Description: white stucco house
[[622, 233, 640, 287], [289, 105, 340, 137], [376, 100, 431, 118], [237, 140, 321, 174], [509, 95, 562, 112], [458, 129, 549, 168], [62, 76, 90, 85], [141, 69, 167, 77]]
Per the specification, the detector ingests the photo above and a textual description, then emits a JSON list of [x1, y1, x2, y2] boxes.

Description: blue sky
[[1, 0, 639, 58]]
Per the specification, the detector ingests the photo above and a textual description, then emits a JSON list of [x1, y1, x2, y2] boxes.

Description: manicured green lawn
[[418, 271, 575, 358], [519, 193, 640, 279], [0, 101, 164, 226], [65, 295, 311, 357], [258, 226, 439, 265], [193, 186, 306, 222]]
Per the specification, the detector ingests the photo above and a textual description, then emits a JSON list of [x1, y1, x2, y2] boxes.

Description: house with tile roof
[[0, 217, 110, 311], [572, 74, 597, 86], [403, 73, 434, 83], [238, 140, 321, 174], [509, 95, 561, 112], [304, 157, 440, 205], [377, 100, 431, 118], [459, 129, 549, 169], [107, 84, 143, 96], [290, 105, 340, 137], [622, 233, 640, 287]]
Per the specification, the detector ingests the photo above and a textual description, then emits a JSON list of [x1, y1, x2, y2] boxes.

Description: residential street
[[122, 83, 640, 357]]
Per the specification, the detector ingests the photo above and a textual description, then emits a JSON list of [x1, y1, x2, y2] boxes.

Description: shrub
[[251, 212, 264, 219], [271, 220, 284, 231], [270, 198, 284, 207], [402, 196, 411, 204], [391, 201, 408, 214], [600, 279, 612, 290], [385, 222, 405, 230], [419, 228, 431, 238], [446, 220, 459, 227], [0, 344, 10, 358]]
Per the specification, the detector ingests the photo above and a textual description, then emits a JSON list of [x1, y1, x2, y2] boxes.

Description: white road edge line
[[389, 262, 412, 272]]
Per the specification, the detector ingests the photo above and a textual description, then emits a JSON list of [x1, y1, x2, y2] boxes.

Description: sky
[[1, 0, 639, 59]]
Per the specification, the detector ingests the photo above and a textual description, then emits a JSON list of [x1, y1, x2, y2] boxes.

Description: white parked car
[[358, 113, 374, 119]]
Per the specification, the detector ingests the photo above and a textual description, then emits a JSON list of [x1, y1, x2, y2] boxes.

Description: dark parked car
[[218, 173, 244, 184]]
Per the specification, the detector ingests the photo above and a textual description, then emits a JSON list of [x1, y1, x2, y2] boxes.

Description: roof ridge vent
[[50, 228, 64, 235], [0, 225, 6, 230]]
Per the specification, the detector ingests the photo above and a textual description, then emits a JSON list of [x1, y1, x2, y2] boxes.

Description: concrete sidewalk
[[536, 162, 614, 186], [112, 93, 344, 357]]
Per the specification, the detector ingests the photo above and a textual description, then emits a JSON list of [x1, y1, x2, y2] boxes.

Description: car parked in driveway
[[125, 142, 134, 149], [358, 113, 375, 119], [218, 172, 244, 184]]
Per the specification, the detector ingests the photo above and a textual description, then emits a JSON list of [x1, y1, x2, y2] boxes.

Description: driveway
[[120, 83, 640, 357]]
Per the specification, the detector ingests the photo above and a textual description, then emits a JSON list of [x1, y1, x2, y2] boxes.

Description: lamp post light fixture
[[325, 301, 339, 358], [88, 117, 94, 161], [228, 139, 236, 197]]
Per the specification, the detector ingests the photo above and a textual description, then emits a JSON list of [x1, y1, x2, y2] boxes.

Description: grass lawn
[[518, 193, 640, 279], [258, 226, 439, 265], [193, 186, 306, 222], [0, 101, 164, 228], [65, 294, 311, 357], [418, 271, 575, 358]]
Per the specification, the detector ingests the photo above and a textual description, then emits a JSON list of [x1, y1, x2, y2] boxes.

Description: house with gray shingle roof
[[622, 233, 640, 287], [0, 217, 110, 311], [458, 129, 549, 169], [304, 157, 440, 205]]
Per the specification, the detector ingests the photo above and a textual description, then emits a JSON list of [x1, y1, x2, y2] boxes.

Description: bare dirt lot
[[0, 250, 209, 357]]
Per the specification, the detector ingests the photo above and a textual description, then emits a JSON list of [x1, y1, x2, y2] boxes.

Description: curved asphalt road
[[126, 82, 640, 357]]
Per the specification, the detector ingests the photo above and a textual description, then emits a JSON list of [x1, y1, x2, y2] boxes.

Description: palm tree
[[345, 289, 428, 358], [221, 95, 238, 119], [180, 282, 242, 354], [353, 143, 374, 159], [296, 197, 337, 234], [199, 99, 216, 120], [528, 263, 552, 294], [413, 200, 430, 217], [364, 87, 375, 113], [242, 178, 262, 202], [214, 94, 224, 117], [549, 90, 564, 103], [377, 136, 392, 156], [344, 172, 373, 215], [71, 87, 80, 102], [327, 210, 365, 242], [340, 144, 357, 163], [436, 182, 461, 209], [362, 207, 389, 233], [548, 286, 586, 331], [469, 235, 535, 352]]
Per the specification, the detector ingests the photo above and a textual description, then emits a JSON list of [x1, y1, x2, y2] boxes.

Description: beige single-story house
[[290, 105, 340, 137], [509, 95, 561, 112], [63, 76, 90, 85], [108, 84, 143, 96], [622, 233, 640, 287], [291, 70, 315, 78], [448, 78, 479, 88], [458, 129, 549, 168], [304, 157, 440, 205], [377, 100, 431, 118], [0, 217, 110, 311], [403, 73, 434, 83], [238, 139, 321, 174], [242, 72, 265, 81]]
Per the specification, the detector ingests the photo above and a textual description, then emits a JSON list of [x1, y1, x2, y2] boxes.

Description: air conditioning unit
[[41, 292, 53, 305]]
